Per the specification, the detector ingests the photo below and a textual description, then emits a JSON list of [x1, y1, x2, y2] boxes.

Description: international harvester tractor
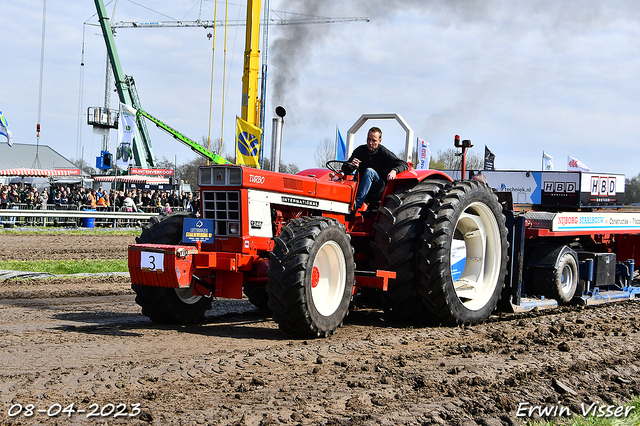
[[129, 114, 512, 337]]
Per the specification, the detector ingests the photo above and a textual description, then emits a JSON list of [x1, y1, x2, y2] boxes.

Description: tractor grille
[[202, 190, 241, 236]]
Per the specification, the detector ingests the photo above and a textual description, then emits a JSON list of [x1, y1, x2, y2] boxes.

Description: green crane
[[93, 0, 155, 168], [93, 0, 229, 167], [136, 109, 229, 165]]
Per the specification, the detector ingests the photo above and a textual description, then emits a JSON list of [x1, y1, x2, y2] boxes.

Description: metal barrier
[[0, 207, 161, 228]]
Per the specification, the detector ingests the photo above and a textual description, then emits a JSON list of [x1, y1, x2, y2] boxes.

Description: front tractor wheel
[[267, 217, 355, 338], [131, 212, 212, 324], [419, 181, 508, 325]]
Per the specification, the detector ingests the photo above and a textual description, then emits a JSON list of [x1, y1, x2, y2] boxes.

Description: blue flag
[[0, 110, 13, 147], [336, 127, 346, 161]]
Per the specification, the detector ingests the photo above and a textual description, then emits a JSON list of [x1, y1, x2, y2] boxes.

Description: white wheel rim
[[174, 287, 202, 305], [450, 201, 502, 311], [560, 263, 575, 296], [311, 240, 346, 317]]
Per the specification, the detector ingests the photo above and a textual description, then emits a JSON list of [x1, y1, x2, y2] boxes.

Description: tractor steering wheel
[[326, 160, 356, 177]]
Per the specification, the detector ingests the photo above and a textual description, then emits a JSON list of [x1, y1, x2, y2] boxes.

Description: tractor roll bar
[[345, 113, 414, 164]]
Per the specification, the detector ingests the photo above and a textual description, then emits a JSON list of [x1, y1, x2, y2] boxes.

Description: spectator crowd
[[0, 184, 200, 214]]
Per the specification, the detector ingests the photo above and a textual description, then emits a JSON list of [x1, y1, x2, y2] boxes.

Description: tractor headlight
[[229, 167, 242, 185], [199, 167, 212, 185], [228, 222, 240, 235]]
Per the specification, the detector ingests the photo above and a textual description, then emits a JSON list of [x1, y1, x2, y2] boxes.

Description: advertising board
[[447, 171, 626, 208]]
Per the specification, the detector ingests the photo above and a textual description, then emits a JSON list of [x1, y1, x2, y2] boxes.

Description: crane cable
[[34, 0, 47, 168], [76, 23, 87, 162], [206, 0, 219, 164], [220, 0, 230, 156]]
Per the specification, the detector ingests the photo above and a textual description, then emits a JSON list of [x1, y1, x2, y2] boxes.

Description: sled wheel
[[419, 181, 508, 325], [534, 248, 579, 305], [132, 212, 212, 324], [370, 180, 445, 323], [267, 217, 354, 338]]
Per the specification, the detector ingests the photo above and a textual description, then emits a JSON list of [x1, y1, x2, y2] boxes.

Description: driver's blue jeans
[[356, 168, 384, 209]]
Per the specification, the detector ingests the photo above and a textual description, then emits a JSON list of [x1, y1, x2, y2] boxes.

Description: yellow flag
[[236, 117, 261, 168]]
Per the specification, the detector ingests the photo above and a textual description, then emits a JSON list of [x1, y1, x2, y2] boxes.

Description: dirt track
[[0, 233, 134, 261], [1, 232, 639, 425]]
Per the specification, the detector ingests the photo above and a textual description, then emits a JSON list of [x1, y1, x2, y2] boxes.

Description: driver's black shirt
[[342, 144, 409, 182]]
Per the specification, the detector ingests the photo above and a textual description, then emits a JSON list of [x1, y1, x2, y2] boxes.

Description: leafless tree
[[70, 158, 96, 175], [263, 158, 300, 174], [397, 143, 419, 165], [175, 157, 207, 192], [200, 136, 225, 157], [314, 137, 335, 167], [431, 148, 483, 171]]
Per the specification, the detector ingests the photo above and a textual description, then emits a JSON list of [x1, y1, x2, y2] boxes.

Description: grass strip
[[0, 229, 140, 236], [0, 259, 129, 274]]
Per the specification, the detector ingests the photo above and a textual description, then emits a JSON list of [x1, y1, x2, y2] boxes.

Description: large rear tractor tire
[[267, 217, 355, 338], [370, 180, 446, 323], [132, 212, 212, 324], [419, 181, 508, 325]]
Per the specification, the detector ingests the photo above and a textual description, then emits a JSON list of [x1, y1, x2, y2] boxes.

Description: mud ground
[[0, 232, 639, 425], [0, 233, 134, 261]]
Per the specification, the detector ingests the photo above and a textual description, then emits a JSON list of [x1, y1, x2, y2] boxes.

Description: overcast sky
[[3, 0, 640, 177]]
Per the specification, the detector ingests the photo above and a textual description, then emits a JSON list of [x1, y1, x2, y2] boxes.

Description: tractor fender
[[382, 169, 452, 200], [527, 243, 578, 270]]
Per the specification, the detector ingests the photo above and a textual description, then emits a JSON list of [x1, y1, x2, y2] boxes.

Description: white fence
[[0, 208, 161, 228]]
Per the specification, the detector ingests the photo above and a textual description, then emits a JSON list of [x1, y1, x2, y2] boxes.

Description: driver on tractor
[[342, 126, 409, 210]]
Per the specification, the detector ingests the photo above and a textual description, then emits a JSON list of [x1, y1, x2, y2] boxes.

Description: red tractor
[[128, 114, 509, 337]]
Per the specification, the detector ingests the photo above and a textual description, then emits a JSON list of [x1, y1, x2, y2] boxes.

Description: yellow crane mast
[[241, 0, 262, 128]]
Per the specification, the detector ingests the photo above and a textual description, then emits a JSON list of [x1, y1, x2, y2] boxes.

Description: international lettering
[[281, 196, 319, 207]]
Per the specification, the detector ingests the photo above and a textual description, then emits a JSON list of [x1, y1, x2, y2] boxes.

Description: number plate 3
[[141, 251, 165, 272]]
